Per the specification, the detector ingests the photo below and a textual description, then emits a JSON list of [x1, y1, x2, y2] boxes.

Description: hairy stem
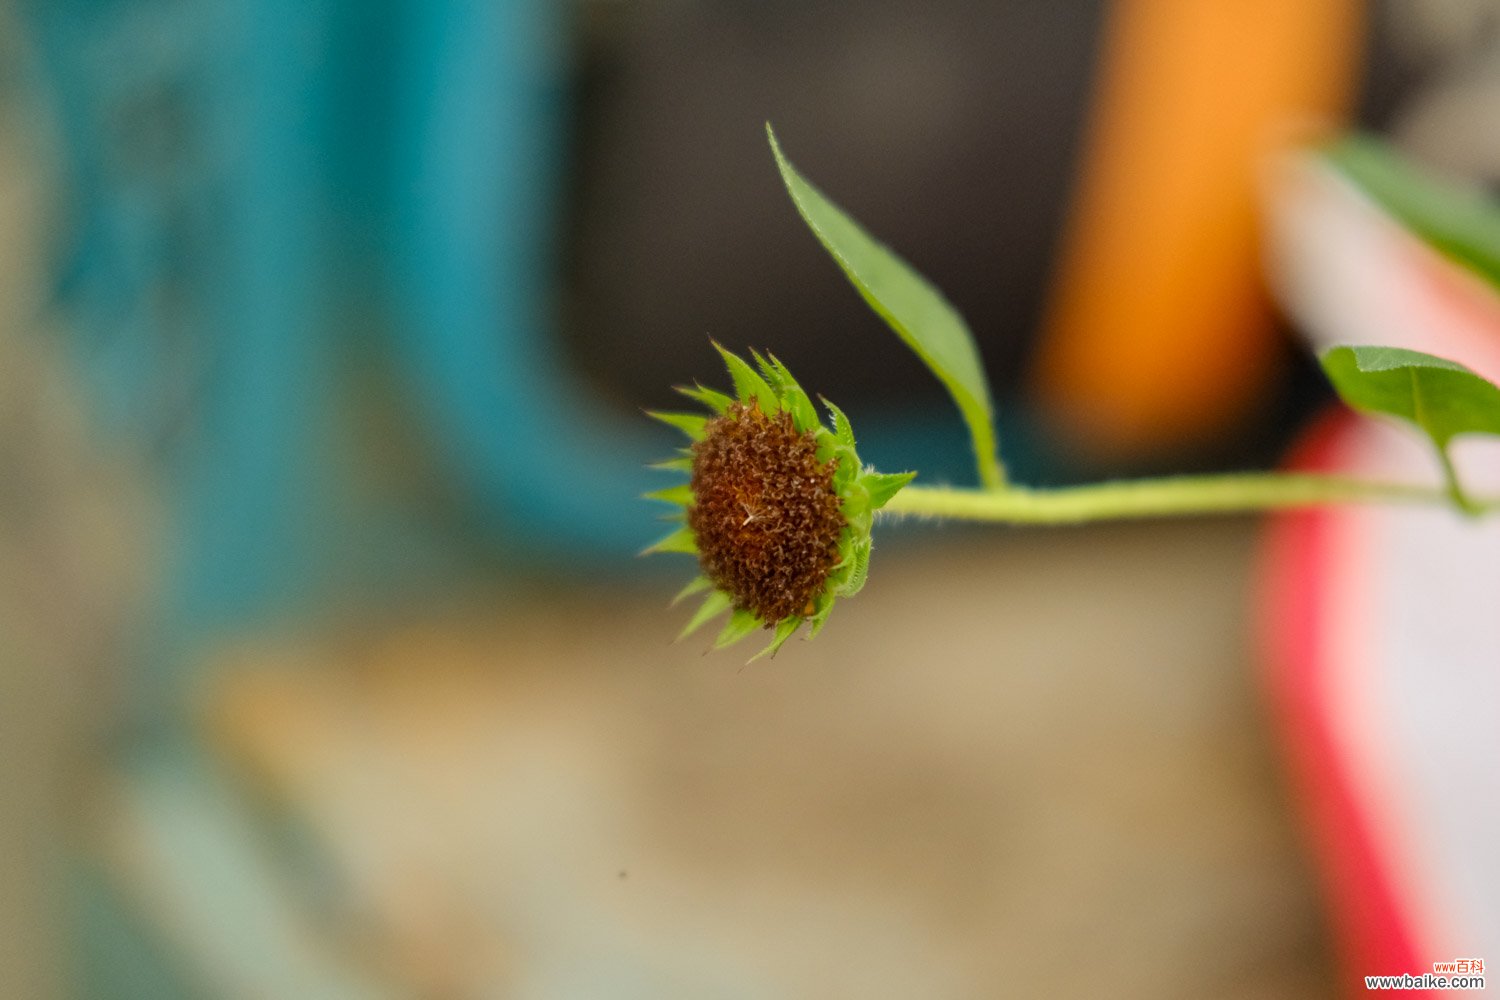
[[881, 473, 1465, 525]]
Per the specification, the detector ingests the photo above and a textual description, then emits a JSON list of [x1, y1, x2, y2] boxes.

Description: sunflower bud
[[645, 345, 915, 658]]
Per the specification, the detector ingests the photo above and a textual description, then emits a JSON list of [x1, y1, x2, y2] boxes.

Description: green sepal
[[820, 396, 857, 449], [807, 593, 835, 637], [679, 590, 732, 639], [832, 451, 859, 492], [750, 348, 782, 388], [755, 351, 819, 432], [674, 383, 733, 414], [840, 488, 869, 522], [641, 525, 697, 556], [713, 343, 778, 412], [714, 608, 762, 649], [749, 617, 801, 662], [861, 470, 916, 511], [643, 483, 694, 506], [813, 428, 839, 465], [835, 537, 872, 597], [646, 410, 709, 439], [671, 576, 714, 607], [649, 456, 694, 473]]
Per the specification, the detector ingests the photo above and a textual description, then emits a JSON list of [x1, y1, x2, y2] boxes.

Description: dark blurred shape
[[563, 0, 1106, 417]]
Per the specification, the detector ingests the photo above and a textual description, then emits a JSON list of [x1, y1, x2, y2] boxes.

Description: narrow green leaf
[[861, 470, 917, 511], [1321, 346, 1500, 447], [679, 590, 732, 639], [768, 124, 1004, 489], [674, 383, 733, 414], [643, 483, 694, 506], [646, 410, 708, 439], [641, 525, 697, 556], [713, 343, 778, 412], [1324, 135, 1500, 291], [714, 608, 762, 649], [649, 456, 694, 473]]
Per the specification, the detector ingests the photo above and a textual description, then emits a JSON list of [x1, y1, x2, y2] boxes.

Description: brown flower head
[[689, 401, 844, 623], [645, 346, 916, 658]]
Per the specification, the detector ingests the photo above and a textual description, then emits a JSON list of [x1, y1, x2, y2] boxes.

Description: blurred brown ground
[[182, 519, 1333, 998]]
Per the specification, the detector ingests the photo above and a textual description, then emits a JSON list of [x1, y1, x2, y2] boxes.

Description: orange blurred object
[[1034, 0, 1364, 459]]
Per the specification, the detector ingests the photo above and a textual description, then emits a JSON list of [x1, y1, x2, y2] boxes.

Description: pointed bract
[[671, 575, 714, 606], [821, 396, 857, 449], [713, 342, 778, 412], [646, 410, 709, 438], [644, 483, 694, 506], [641, 525, 697, 556], [674, 383, 733, 414], [749, 617, 801, 662], [862, 470, 916, 510], [679, 590, 732, 639], [714, 608, 762, 649]]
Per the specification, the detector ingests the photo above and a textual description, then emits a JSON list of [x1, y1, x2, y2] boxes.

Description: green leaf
[[768, 124, 1004, 489], [861, 471, 917, 511], [649, 455, 694, 473], [1324, 135, 1500, 291], [1321, 345, 1500, 513], [1320, 346, 1500, 446]]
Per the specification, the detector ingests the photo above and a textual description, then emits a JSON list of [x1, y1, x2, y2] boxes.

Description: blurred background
[[2, 0, 1499, 996]]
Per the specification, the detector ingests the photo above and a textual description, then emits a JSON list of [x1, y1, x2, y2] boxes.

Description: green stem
[[972, 419, 1006, 492], [881, 472, 1463, 525], [1435, 445, 1481, 516]]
